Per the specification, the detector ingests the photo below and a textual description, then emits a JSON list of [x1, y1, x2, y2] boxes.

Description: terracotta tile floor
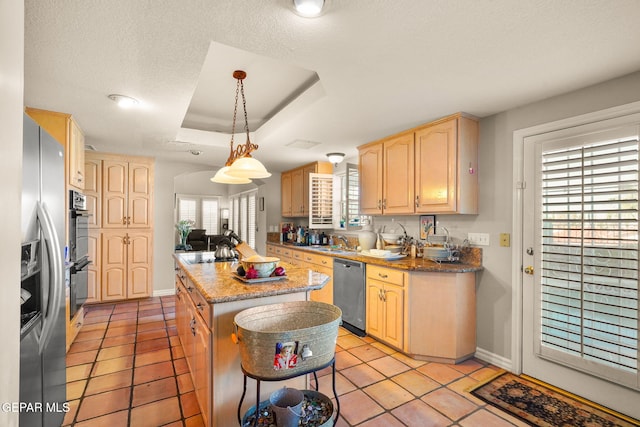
[[64, 297, 528, 426]]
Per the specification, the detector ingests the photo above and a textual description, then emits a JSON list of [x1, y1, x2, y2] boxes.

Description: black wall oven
[[69, 190, 90, 318]]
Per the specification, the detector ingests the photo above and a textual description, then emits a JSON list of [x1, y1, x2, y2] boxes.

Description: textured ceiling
[[24, 0, 640, 173]]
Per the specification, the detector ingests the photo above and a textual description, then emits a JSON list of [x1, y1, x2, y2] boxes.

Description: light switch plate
[[468, 232, 490, 246]]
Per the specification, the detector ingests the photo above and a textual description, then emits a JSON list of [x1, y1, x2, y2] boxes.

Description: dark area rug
[[470, 372, 639, 427]]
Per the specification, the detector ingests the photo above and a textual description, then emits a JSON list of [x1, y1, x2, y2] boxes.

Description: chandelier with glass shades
[[211, 70, 272, 184]]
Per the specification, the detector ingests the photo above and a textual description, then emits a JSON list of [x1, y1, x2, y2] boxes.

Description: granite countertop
[[173, 252, 329, 304], [268, 242, 484, 273]]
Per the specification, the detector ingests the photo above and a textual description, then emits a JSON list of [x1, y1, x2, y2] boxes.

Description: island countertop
[[173, 251, 329, 304]]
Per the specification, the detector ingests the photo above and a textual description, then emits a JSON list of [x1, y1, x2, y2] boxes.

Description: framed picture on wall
[[420, 215, 436, 239]]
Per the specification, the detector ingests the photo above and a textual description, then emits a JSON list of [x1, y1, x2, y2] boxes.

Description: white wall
[[1, 0, 23, 425]]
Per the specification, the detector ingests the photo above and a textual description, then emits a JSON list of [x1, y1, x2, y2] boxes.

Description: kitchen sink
[[307, 246, 356, 255]]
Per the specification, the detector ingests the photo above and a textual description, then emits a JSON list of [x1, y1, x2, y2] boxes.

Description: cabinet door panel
[[366, 282, 384, 339], [415, 120, 457, 212], [127, 232, 152, 298], [291, 168, 304, 216], [281, 172, 293, 217], [84, 158, 101, 228], [69, 120, 85, 189], [309, 264, 333, 304], [102, 161, 128, 228], [359, 144, 383, 214], [302, 164, 316, 217], [383, 134, 415, 214], [194, 313, 211, 427], [101, 232, 127, 300], [382, 284, 404, 349], [128, 163, 152, 228]]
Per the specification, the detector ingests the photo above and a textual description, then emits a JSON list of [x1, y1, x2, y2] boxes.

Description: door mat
[[470, 372, 640, 427]]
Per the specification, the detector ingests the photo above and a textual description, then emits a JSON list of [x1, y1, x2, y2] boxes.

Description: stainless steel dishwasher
[[333, 258, 366, 336]]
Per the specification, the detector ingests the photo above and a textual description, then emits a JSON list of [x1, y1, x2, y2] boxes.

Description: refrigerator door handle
[[36, 202, 64, 355]]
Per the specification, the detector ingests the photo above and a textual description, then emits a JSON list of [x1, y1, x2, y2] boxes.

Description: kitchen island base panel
[[212, 292, 308, 427]]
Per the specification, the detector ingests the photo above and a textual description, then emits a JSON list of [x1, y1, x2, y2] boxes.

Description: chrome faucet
[[334, 235, 350, 249]]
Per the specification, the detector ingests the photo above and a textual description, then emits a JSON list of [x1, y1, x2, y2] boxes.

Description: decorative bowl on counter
[[380, 233, 404, 245], [241, 255, 280, 278]]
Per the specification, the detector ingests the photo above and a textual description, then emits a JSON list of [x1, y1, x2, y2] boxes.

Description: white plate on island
[[232, 273, 288, 284]]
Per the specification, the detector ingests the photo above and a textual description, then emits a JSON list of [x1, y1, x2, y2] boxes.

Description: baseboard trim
[[153, 288, 176, 297], [474, 347, 512, 371]]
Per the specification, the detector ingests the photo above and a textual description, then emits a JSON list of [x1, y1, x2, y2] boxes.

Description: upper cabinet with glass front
[[358, 113, 479, 215]]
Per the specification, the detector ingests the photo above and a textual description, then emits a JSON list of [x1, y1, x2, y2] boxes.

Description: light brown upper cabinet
[[84, 154, 102, 228], [281, 161, 332, 217], [103, 158, 154, 228], [281, 171, 293, 217], [414, 116, 478, 214], [25, 107, 85, 190], [358, 113, 478, 215], [359, 132, 415, 215]]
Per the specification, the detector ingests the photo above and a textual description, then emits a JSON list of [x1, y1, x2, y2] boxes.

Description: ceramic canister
[[358, 225, 377, 250]]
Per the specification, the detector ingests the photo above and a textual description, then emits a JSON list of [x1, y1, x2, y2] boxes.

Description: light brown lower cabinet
[[175, 270, 211, 426], [366, 265, 407, 350], [366, 264, 476, 364], [406, 271, 476, 363], [300, 251, 334, 304], [101, 229, 152, 301]]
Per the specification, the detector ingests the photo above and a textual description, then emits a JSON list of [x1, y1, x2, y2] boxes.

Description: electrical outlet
[[468, 232, 490, 246], [500, 233, 510, 247]]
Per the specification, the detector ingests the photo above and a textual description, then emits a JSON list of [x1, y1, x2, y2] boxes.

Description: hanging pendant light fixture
[[211, 70, 271, 183]]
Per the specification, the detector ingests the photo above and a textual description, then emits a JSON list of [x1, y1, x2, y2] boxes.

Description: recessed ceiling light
[[108, 94, 139, 109], [190, 150, 203, 156], [292, 0, 324, 17]]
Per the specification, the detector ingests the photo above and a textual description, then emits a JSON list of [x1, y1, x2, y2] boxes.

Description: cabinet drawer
[[292, 250, 304, 260], [274, 246, 292, 258], [188, 284, 211, 329], [303, 253, 333, 268], [367, 265, 405, 286]]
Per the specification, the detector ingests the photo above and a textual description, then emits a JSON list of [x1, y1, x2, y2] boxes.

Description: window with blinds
[[178, 198, 197, 224], [229, 189, 257, 249], [201, 198, 219, 235], [540, 135, 639, 384], [309, 173, 336, 229]]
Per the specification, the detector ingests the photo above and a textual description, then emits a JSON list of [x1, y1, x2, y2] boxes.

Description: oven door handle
[[71, 210, 93, 218], [72, 258, 92, 272]]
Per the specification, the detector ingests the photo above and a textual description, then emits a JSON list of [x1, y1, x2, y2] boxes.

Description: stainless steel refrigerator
[[20, 114, 66, 427]]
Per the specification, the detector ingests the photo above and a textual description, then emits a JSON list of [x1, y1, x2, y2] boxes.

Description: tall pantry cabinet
[[85, 152, 154, 302]]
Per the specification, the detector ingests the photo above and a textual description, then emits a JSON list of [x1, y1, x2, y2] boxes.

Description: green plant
[[176, 219, 194, 245]]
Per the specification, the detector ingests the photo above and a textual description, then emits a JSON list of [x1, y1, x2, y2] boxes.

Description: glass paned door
[[522, 119, 640, 418]]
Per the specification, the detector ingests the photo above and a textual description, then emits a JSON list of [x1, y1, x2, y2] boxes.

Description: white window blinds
[[247, 193, 256, 248], [229, 189, 257, 249], [540, 133, 639, 384], [178, 198, 196, 224], [201, 199, 219, 235]]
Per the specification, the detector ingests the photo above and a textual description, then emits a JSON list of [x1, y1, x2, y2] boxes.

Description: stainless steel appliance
[[20, 114, 66, 427], [333, 258, 366, 336], [68, 189, 90, 318]]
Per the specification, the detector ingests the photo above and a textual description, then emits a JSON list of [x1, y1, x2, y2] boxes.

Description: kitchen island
[[173, 251, 330, 427]]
